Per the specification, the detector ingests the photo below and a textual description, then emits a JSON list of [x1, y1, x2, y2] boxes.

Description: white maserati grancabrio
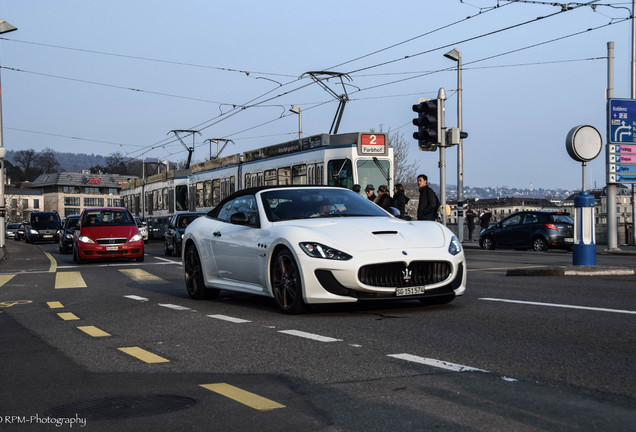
[[182, 186, 466, 314]]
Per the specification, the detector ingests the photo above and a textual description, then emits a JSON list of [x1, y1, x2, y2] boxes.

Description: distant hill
[[5, 150, 111, 173]]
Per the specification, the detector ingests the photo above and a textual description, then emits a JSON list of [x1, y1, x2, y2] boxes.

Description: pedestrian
[[479, 208, 492, 234], [391, 183, 410, 219], [466, 208, 476, 241], [352, 184, 361, 194], [365, 184, 376, 201], [374, 185, 392, 210], [416, 174, 439, 221]]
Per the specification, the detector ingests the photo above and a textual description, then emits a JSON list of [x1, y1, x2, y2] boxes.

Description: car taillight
[[545, 223, 558, 231]]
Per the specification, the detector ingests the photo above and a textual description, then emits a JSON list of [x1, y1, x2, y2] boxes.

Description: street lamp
[[0, 20, 17, 256], [444, 48, 464, 242], [289, 105, 302, 140]]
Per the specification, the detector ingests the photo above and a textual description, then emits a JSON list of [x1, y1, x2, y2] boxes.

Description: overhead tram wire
[[344, 1, 600, 76], [348, 16, 628, 94], [325, 0, 515, 71]]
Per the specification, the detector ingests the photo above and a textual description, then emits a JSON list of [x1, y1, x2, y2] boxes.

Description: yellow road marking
[[57, 312, 80, 321], [77, 326, 111, 337], [55, 272, 87, 289], [0, 274, 15, 287], [47, 301, 64, 309], [118, 347, 169, 363], [44, 252, 57, 273], [200, 383, 286, 411], [0, 300, 32, 308], [119, 269, 168, 284]]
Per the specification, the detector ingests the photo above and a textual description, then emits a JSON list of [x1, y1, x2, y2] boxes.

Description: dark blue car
[[479, 211, 574, 252]]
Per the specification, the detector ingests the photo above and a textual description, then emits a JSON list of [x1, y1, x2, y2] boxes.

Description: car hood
[[278, 217, 448, 251], [80, 226, 138, 239]]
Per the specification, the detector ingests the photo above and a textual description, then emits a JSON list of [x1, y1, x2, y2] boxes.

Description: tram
[[120, 131, 393, 227]]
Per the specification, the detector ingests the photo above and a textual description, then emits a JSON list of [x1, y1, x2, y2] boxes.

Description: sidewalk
[[462, 239, 636, 276], [0, 238, 55, 273]]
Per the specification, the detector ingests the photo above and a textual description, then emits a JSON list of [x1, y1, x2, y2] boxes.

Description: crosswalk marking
[[47, 301, 64, 309], [77, 325, 111, 337], [0, 274, 15, 287], [119, 269, 168, 284], [118, 347, 170, 363], [55, 272, 87, 289], [200, 383, 285, 411], [57, 312, 80, 321]]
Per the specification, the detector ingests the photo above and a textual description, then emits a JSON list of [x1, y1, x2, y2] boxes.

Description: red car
[[73, 207, 144, 263]]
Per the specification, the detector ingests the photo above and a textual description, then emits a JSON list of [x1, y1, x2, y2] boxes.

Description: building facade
[[28, 171, 138, 218]]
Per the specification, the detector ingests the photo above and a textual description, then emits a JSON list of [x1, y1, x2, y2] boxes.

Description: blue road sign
[[609, 99, 636, 144]]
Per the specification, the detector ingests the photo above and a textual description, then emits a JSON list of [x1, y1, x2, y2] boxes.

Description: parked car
[[5, 223, 21, 239], [479, 211, 574, 252], [134, 217, 149, 243], [73, 207, 144, 263], [164, 212, 205, 257], [58, 215, 80, 254], [25, 211, 62, 243], [14, 223, 27, 241], [182, 186, 466, 314]]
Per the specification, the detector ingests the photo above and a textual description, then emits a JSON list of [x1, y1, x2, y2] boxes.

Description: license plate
[[43, 235, 53, 238], [565, 238, 574, 243], [106, 246, 119, 251], [396, 286, 426, 296]]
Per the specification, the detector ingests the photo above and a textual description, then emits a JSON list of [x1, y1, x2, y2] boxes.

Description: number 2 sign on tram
[[359, 133, 387, 155]]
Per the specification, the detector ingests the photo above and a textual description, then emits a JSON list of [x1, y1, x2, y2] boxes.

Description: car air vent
[[372, 231, 398, 235]]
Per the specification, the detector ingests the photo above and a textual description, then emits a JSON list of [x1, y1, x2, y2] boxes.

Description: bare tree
[[106, 152, 128, 174], [14, 149, 42, 180], [37, 147, 60, 174], [388, 129, 418, 188]]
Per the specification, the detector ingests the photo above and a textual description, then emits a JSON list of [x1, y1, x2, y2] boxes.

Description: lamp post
[[289, 105, 302, 140], [444, 48, 464, 242], [0, 20, 17, 256]]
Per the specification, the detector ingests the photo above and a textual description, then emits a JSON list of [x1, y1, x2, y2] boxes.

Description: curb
[[506, 266, 636, 277]]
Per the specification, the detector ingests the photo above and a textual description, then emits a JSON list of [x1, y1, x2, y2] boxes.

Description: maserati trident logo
[[402, 267, 412, 282]]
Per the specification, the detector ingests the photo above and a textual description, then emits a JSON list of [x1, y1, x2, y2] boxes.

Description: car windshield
[[64, 217, 79, 228], [262, 188, 389, 222], [7, 223, 20, 229], [83, 210, 134, 227], [177, 214, 203, 228], [31, 214, 60, 229]]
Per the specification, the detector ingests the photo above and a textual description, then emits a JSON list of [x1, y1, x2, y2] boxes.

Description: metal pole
[[438, 88, 447, 226], [0, 20, 17, 256], [456, 53, 464, 241], [607, 41, 618, 249]]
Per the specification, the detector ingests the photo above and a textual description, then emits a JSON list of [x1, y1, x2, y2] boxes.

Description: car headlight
[[78, 235, 94, 244], [300, 242, 352, 260], [64, 233, 73, 239], [448, 235, 462, 256], [30, 229, 39, 235], [129, 234, 143, 242]]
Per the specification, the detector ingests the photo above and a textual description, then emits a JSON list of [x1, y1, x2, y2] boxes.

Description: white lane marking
[[207, 314, 251, 323], [480, 298, 636, 315], [158, 303, 192, 311], [278, 330, 342, 343], [388, 353, 488, 373], [124, 295, 149, 302], [154, 257, 181, 264]]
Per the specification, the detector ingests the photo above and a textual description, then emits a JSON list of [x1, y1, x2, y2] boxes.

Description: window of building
[[22, 199, 28, 209], [64, 197, 81, 206], [34, 199, 40, 209], [84, 197, 104, 207]]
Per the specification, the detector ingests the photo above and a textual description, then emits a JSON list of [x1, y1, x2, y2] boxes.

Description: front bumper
[[77, 242, 144, 260]]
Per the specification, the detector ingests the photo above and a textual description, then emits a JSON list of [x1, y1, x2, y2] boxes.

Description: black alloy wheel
[[533, 237, 548, 252], [184, 244, 219, 300], [271, 249, 305, 314], [480, 236, 495, 250]]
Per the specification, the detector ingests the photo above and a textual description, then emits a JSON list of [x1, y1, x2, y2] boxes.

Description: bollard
[[573, 191, 595, 266]]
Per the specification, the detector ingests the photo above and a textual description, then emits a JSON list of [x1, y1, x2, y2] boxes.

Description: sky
[[0, 1, 633, 191]]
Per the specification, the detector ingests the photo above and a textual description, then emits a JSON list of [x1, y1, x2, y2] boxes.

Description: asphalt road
[[0, 239, 635, 431]]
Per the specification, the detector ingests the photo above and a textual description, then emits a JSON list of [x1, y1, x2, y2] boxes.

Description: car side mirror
[[229, 212, 250, 226], [387, 207, 401, 217]]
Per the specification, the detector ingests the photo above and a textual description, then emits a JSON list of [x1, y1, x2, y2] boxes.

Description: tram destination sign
[[608, 99, 636, 183]]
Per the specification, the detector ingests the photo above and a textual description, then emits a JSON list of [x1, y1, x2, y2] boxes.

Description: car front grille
[[358, 261, 452, 288], [96, 238, 127, 245]]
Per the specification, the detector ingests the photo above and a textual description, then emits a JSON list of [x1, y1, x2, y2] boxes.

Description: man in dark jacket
[[416, 174, 438, 221]]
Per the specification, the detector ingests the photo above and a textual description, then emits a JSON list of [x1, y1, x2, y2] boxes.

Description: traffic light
[[412, 98, 440, 151]]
